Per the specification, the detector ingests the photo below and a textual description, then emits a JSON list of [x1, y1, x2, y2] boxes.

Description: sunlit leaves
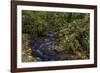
[[22, 10, 90, 61]]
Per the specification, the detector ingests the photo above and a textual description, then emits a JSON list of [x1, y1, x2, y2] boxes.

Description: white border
[[17, 5, 94, 68]]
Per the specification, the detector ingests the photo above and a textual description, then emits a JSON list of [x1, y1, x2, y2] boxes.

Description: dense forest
[[22, 10, 90, 62]]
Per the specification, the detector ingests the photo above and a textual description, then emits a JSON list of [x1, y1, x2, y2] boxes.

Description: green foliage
[[22, 10, 90, 59]]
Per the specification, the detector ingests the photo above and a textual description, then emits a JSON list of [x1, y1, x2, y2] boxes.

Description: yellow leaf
[[28, 56, 33, 60]]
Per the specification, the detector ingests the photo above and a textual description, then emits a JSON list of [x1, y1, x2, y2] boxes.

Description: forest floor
[[22, 33, 89, 62]]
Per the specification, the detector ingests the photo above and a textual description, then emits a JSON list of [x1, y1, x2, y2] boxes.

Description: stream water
[[29, 33, 59, 61]]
